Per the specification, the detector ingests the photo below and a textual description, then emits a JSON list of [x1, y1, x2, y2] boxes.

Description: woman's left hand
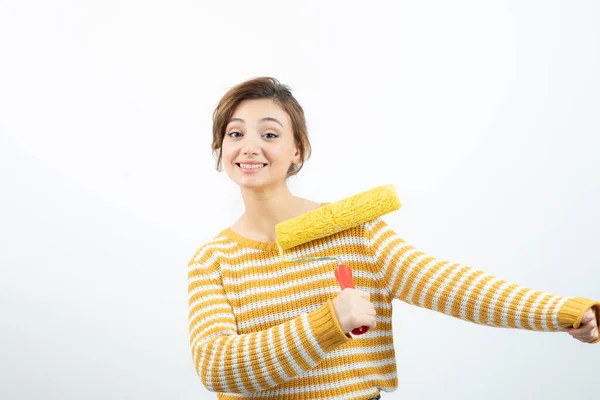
[[564, 307, 599, 343]]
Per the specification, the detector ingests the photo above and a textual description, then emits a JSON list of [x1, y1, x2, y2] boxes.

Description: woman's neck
[[234, 184, 318, 242]]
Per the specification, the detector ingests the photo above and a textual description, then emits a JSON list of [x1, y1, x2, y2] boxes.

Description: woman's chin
[[234, 176, 283, 190]]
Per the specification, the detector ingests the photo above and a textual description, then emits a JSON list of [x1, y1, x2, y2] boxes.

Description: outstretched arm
[[364, 218, 600, 343]]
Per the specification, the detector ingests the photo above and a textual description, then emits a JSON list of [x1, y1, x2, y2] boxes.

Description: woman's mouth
[[236, 163, 267, 173]]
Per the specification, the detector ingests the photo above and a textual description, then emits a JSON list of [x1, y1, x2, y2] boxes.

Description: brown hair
[[211, 77, 312, 178]]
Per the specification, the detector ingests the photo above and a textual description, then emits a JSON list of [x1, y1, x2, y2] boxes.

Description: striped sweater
[[187, 217, 599, 399]]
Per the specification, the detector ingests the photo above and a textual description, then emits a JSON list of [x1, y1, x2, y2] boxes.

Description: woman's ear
[[292, 146, 301, 165]]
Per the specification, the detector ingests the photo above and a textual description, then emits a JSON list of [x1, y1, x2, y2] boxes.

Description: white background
[[1, 1, 598, 399]]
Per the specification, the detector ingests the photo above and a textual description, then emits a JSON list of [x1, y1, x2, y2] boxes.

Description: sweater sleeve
[[187, 245, 351, 394], [364, 218, 600, 343]]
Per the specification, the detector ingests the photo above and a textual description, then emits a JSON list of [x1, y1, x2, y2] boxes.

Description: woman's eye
[[227, 131, 277, 139]]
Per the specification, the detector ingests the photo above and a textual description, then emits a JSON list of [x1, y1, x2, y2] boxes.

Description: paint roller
[[275, 184, 401, 335]]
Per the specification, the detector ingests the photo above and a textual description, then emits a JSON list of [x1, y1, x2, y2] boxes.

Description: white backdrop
[[1, 1, 599, 399]]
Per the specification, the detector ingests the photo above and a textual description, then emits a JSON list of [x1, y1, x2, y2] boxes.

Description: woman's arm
[[364, 218, 600, 342], [187, 242, 351, 394]]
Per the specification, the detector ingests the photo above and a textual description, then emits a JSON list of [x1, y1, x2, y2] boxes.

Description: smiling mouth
[[236, 163, 267, 170]]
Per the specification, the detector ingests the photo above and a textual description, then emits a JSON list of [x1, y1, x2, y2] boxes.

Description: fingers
[[356, 296, 377, 329], [564, 309, 600, 343], [565, 325, 591, 336], [356, 314, 377, 329], [333, 288, 377, 333], [366, 303, 376, 316], [356, 289, 370, 301], [354, 291, 376, 316], [581, 309, 595, 325], [568, 327, 598, 343]]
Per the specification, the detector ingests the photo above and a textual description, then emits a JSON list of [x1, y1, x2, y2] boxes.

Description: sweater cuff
[[307, 300, 351, 352], [558, 297, 600, 344]]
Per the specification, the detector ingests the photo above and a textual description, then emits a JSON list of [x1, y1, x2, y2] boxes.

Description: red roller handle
[[334, 264, 369, 335]]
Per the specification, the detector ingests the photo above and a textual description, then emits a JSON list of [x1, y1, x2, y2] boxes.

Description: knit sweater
[[187, 217, 600, 400]]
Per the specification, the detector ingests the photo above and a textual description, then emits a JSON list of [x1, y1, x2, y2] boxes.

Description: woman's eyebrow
[[227, 117, 283, 127]]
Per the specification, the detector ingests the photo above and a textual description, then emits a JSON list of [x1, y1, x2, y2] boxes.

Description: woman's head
[[211, 77, 311, 189]]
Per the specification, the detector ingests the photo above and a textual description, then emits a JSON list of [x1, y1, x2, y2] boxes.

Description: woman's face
[[221, 98, 300, 190]]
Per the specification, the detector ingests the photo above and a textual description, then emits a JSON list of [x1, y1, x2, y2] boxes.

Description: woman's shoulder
[[187, 228, 235, 267]]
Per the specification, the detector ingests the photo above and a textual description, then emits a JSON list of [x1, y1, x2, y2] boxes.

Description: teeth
[[239, 163, 265, 169]]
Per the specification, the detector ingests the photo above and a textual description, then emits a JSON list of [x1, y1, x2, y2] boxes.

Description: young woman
[[187, 77, 599, 400]]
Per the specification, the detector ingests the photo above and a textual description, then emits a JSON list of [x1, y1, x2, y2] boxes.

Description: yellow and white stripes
[[364, 218, 598, 333], [187, 220, 599, 399]]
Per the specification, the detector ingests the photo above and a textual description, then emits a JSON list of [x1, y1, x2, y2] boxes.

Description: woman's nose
[[243, 145, 259, 155], [241, 135, 260, 155]]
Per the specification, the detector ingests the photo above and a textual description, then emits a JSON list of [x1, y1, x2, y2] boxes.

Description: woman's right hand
[[332, 288, 377, 334]]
